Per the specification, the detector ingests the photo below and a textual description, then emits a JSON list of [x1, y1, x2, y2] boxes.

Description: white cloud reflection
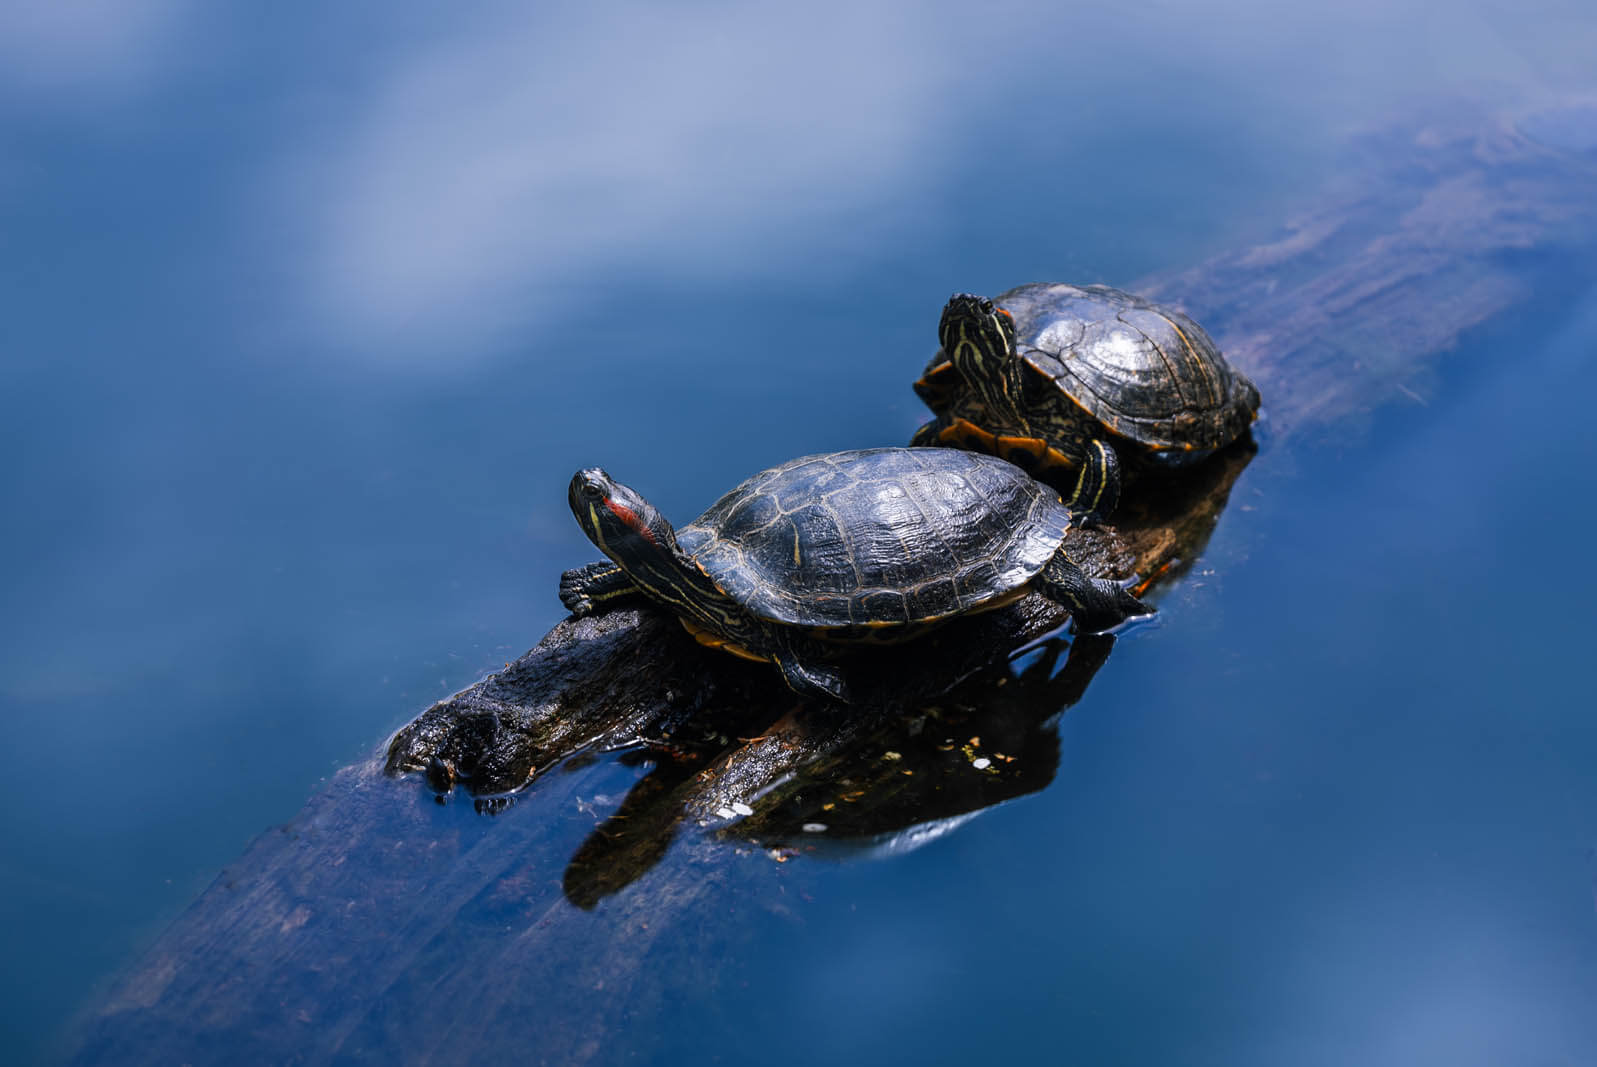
[[0, 0, 194, 99], [5, 1, 1591, 366], [1251, 888, 1596, 1065], [281, 2, 1002, 359], [260, 0, 1596, 364]]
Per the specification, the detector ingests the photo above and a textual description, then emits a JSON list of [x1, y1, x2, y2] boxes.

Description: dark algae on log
[[65, 97, 1597, 1065]]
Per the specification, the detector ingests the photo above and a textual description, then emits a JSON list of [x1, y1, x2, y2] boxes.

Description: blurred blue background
[[3, 1, 1596, 1062]]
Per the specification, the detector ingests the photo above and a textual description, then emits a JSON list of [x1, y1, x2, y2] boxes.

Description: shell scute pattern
[[1002, 282, 1255, 453], [952, 559, 1007, 604], [772, 458, 854, 510], [681, 448, 1070, 630], [1129, 308, 1223, 414], [1031, 312, 1086, 355], [856, 589, 911, 626], [902, 576, 961, 621], [1033, 308, 1180, 417]]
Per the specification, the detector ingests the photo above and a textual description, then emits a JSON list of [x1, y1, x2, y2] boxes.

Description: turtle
[[911, 283, 1261, 525], [558, 447, 1150, 703]]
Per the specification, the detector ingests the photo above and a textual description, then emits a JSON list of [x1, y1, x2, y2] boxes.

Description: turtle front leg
[[1063, 438, 1121, 527], [1000, 435, 1118, 527], [559, 561, 642, 617], [1035, 550, 1151, 633]]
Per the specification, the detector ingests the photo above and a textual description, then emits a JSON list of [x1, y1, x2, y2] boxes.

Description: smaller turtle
[[559, 447, 1149, 703], [912, 284, 1261, 525]]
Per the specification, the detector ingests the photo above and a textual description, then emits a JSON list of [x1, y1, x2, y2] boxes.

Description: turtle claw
[[557, 575, 596, 617], [559, 561, 638, 617]]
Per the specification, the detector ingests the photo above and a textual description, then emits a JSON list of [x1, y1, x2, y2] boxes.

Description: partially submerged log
[[385, 436, 1254, 804], [67, 97, 1597, 1064], [1145, 94, 1597, 435]]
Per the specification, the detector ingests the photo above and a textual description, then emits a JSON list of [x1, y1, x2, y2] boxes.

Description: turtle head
[[569, 468, 678, 563], [567, 468, 748, 644], [939, 294, 1022, 420]]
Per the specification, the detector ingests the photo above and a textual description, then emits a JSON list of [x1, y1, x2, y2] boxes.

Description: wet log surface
[[66, 97, 1597, 1064]]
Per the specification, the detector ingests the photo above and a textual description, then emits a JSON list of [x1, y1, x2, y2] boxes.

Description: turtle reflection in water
[[561, 633, 1117, 909], [913, 284, 1261, 524], [559, 447, 1149, 703], [722, 635, 1117, 862]]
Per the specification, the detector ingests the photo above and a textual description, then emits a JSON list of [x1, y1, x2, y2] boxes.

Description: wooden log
[[66, 97, 1597, 1064], [1143, 96, 1597, 436]]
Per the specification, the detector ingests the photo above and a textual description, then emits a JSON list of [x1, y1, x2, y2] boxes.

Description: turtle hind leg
[[769, 630, 852, 704], [691, 621, 853, 704], [1035, 550, 1152, 633], [774, 656, 851, 704], [559, 561, 641, 616]]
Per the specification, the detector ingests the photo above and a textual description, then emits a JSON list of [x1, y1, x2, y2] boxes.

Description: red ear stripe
[[604, 498, 658, 545]]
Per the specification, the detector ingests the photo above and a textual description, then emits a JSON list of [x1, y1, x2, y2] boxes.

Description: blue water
[[4, 2, 1597, 1063]]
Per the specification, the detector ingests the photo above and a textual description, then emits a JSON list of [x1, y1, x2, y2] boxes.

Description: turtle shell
[[919, 283, 1260, 459], [674, 447, 1071, 631]]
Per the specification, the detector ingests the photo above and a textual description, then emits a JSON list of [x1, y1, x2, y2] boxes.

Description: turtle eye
[[580, 480, 605, 501], [979, 298, 994, 313]]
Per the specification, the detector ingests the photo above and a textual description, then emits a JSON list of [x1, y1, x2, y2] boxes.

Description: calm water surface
[[3, 2, 1597, 1063]]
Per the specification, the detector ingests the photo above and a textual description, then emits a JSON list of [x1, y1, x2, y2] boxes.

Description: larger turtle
[[559, 447, 1149, 703], [912, 283, 1261, 524]]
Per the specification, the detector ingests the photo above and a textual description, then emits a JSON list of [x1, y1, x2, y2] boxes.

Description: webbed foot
[[1073, 579, 1154, 634], [559, 561, 638, 617], [1037, 552, 1153, 633]]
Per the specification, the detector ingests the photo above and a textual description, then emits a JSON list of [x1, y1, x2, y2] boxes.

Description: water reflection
[[562, 633, 1114, 907]]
